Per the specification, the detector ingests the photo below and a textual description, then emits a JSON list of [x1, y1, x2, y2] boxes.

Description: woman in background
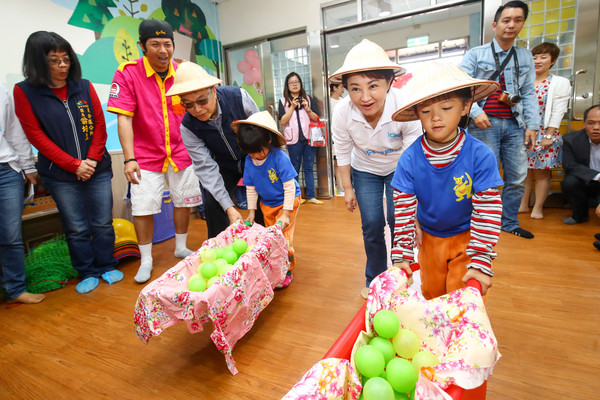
[[279, 72, 322, 205], [14, 31, 121, 294], [519, 42, 571, 219]]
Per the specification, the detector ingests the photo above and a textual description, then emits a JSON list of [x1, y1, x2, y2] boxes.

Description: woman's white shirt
[[332, 87, 422, 176], [543, 74, 571, 129]]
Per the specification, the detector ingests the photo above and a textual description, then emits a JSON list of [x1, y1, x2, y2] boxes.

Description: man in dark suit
[[561, 104, 600, 224]]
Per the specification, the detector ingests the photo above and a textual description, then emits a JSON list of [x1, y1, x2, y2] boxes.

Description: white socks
[[174, 233, 192, 258], [135, 243, 153, 283]]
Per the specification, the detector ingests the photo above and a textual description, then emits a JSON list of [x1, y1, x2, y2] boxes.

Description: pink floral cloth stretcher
[[134, 221, 288, 374], [283, 268, 500, 399]]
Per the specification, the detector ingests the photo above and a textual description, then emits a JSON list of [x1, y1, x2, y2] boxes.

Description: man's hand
[[124, 160, 141, 184], [226, 206, 243, 225], [525, 129, 537, 150], [474, 113, 492, 129]]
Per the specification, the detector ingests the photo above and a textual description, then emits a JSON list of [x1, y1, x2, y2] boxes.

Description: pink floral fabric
[[133, 221, 288, 375], [282, 359, 362, 400], [285, 268, 499, 399]]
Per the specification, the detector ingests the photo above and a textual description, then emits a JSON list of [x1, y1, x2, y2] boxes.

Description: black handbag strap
[[490, 42, 519, 84]]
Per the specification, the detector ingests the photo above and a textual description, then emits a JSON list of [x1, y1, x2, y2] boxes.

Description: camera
[[497, 91, 521, 107]]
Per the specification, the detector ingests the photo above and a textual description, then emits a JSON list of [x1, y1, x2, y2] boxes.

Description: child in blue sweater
[[391, 61, 503, 299], [232, 111, 301, 288]]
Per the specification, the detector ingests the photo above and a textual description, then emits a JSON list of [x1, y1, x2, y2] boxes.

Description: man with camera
[[461, 0, 538, 239]]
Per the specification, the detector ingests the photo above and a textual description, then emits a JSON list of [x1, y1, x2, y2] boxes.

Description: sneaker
[[505, 227, 534, 239], [360, 287, 369, 300], [594, 241, 600, 251], [563, 216, 588, 225], [300, 198, 306, 205], [595, 233, 600, 241], [308, 198, 323, 205], [276, 272, 293, 289]]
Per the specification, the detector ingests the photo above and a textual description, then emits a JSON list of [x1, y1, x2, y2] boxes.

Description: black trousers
[[561, 174, 600, 222], [203, 167, 264, 238]]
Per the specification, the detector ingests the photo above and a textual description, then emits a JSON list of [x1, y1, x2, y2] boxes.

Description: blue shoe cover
[[101, 270, 124, 284], [76, 277, 99, 294]]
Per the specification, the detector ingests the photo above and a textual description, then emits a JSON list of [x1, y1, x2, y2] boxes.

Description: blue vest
[[181, 86, 247, 174], [16, 79, 111, 182]]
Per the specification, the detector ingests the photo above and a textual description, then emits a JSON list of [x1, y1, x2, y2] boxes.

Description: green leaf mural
[[114, 28, 140, 62], [79, 37, 120, 84], [69, 0, 117, 33], [101, 15, 141, 42]]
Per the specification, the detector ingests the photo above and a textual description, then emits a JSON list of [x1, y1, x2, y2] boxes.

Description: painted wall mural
[[47, 0, 223, 149]]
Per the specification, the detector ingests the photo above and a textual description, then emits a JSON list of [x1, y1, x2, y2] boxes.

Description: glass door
[[225, 33, 331, 199]]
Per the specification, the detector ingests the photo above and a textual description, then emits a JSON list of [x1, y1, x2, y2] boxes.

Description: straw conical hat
[[231, 111, 286, 146], [392, 61, 499, 122], [328, 39, 406, 83], [166, 61, 222, 97]]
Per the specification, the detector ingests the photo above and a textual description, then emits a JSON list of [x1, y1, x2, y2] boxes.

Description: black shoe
[[594, 233, 600, 241], [563, 216, 589, 225], [594, 241, 600, 251], [505, 227, 534, 239]]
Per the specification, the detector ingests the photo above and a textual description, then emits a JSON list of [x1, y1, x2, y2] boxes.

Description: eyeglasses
[[48, 57, 71, 66], [288, 80, 300, 86], [180, 91, 213, 109]]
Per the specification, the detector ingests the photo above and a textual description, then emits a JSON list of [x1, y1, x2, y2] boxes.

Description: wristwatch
[[544, 134, 554, 140]]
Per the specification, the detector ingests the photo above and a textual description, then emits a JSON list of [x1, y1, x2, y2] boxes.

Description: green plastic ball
[[200, 262, 217, 279], [373, 310, 400, 338], [232, 238, 248, 255], [206, 276, 219, 288], [188, 277, 206, 292], [217, 263, 233, 276], [215, 247, 225, 259], [362, 377, 394, 400], [369, 336, 396, 364], [201, 248, 217, 263], [394, 392, 410, 400], [355, 345, 385, 378], [214, 258, 228, 268], [412, 350, 440, 373], [222, 249, 238, 265], [386, 357, 417, 393], [392, 329, 420, 359]]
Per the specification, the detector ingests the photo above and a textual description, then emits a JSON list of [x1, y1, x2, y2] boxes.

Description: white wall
[[0, 0, 96, 88], [217, 0, 331, 45]]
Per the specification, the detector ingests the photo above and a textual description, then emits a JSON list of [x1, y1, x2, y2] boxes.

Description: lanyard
[[490, 41, 519, 85]]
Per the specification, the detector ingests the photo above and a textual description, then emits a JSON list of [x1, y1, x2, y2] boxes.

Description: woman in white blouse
[[519, 42, 571, 219], [330, 39, 421, 299]]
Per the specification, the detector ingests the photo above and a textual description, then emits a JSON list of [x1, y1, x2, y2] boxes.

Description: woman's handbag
[[308, 117, 328, 147]]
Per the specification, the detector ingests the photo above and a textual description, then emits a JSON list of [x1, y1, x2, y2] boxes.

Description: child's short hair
[[414, 87, 473, 111], [236, 124, 282, 154]]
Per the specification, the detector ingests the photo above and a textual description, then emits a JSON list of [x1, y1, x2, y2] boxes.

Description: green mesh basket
[[25, 235, 78, 294]]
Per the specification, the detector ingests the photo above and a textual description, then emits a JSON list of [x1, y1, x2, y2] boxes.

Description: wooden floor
[[1, 197, 599, 399]]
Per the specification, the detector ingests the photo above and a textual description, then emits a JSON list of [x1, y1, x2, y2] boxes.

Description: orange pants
[[260, 195, 301, 271], [418, 229, 472, 300]]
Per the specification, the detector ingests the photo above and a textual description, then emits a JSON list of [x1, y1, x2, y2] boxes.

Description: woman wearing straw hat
[[166, 62, 262, 239], [390, 61, 502, 299], [329, 39, 422, 299]]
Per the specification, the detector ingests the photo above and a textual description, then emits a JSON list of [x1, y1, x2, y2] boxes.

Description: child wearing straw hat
[[232, 111, 301, 288], [329, 39, 422, 299], [390, 61, 503, 299]]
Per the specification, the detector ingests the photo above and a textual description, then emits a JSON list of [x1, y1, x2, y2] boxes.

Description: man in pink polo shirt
[[107, 19, 202, 283]]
